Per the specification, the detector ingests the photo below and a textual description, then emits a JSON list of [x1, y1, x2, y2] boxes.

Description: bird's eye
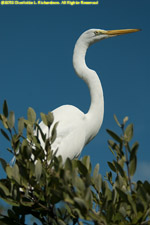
[[94, 31, 100, 36]]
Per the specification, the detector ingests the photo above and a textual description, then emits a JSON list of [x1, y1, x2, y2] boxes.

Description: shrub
[[0, 101, 150, 225]]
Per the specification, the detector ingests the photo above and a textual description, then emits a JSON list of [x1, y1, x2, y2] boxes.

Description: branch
[[141, 220, 150, 225]]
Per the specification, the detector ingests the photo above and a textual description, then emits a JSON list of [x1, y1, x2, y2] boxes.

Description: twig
[[122, 125, 132, 191], [141, 220, 150, 225], [124, 143, 132, 191]]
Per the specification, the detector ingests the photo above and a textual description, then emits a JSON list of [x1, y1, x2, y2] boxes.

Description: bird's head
[[79, 28, 141, 47]]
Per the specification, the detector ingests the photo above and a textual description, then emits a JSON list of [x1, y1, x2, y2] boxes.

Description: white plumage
[[38, 28, 140, 162]]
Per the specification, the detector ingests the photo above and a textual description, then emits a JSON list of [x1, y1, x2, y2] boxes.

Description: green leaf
[[106, 171, 113, 184], [116, 187, 128, 202], [106, 129, 122, 143], [63, 193, 74, 204], [47, 112, 54, 127], [85, 188, 93, 207], [27, 124, 33, 138], [57, 219, 66, 225], [114, 114, 121, 127], [108, 145, 116, 158], [18, 117, 24, 134], [118, 156, 126, 168], [65, 158, 72, 171], [3, 100, 8, 118], [132, 212, 144, 224], [74, 176, 85, 192], [114, 161, 125, 177], [130, 142, 139, 160], [112, 189, 117, 204], [8, 111, 15, 129], [127, 195, 137, 214], [40, 111, 54, 131], [6, 165, 12, 179], [32, 136, 41, 149], [0, 158, 7, 171], [51, 122, 58, 144], [143, 181, 150, 195], [6, 164, 20, 184], [77, 161, 88, 176], [13, 164, 20, 184], [35, 159, 42, 181], [93, 164, 102, 192], [107, 161, 116, 172], [93, 163, 99, 179], [40, 112, 48, 126], [27, 107, 36, 123], [129, 156, 137, 176], [82, 155, 91, 171], [0, 114, 8, 129], [108, 140, 120, 152], [35, 123, 46, 143], [94, 174, 102, 192], [102, 181, 112, 201], [21, 138, 28, 150], [115, 174, 125, 189], [124, 124, 133, 142], [0, 182, 9, 196], [24, 145, 32, 159], [0, 129, 10, 141], [74, 197, 87, 213]]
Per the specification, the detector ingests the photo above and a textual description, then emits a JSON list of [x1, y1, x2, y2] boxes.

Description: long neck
[[73, 39, 104, 143]]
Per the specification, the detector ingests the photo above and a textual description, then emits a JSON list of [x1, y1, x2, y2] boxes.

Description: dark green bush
[[0, 101, 149, 225]]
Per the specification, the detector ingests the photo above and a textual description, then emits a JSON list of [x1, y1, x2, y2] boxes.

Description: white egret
[[39, 28, 140, 162]]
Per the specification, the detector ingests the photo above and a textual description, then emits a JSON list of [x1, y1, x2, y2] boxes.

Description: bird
[[38, 28, 140, 163]]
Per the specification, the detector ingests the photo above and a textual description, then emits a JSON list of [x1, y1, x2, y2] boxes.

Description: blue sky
[[0, 0, 150, 184]]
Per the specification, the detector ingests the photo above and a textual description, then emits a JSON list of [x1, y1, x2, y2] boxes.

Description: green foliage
[[0, 101, 150, 225]]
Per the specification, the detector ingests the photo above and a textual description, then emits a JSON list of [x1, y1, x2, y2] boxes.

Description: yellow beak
[[102, 28, 141, 36]]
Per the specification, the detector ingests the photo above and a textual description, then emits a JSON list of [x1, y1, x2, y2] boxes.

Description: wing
[[39, 105, 86, 162]]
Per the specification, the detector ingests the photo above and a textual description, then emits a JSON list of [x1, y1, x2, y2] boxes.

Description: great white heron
[[39, 28, 140, 162]]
